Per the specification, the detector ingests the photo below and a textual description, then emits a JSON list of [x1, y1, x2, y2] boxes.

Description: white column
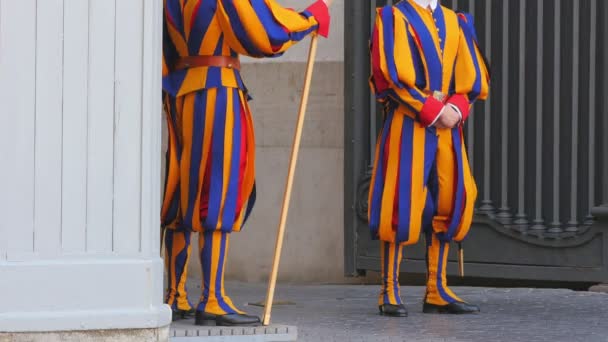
[[0, 0, 170, 334]]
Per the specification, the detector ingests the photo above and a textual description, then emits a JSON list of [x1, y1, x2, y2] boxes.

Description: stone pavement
[[180, 281, 608, 342]]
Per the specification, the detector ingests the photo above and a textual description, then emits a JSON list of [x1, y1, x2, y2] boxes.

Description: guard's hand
[[323, 0, 333, 6], [436, 105, 460, 129]]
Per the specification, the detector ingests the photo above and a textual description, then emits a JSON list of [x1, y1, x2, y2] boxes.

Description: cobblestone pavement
[[184, 281, 608, 342]]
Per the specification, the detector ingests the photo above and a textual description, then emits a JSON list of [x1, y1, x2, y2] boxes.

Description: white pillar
[[0, 0, 171, 338]]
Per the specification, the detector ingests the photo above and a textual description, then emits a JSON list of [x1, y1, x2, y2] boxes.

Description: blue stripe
[[422, 129, 438, 234], [204, 36, 224, 89], [398, 2, 443, 91], [215, 232, 236, 313], [250, 0, 290, 46], [396, 118, 414, 243], [198, 232, 212, 311], [163, 18, 180, 67], [221, 1, 262, 56], [381, 7, 402, 88], [434, 7, 446, 54], [183, 91, 206, 230], [369, 111, 394, 238], [383, 242, 390, 304], [392, 244, 402, 304], [174, 232, 191, 303], [242, 183, 256, 227], [165, 230, 175, 308], [164, 98, 182, 225], [205, 89, 227, 230], [188, 1, 216, 55], [445, 130, 465, 240], [163, 70, 188, 97], [220, 90, 242, 231], [408, 33, 427, 90], [165, 1, 184, 37], [387, 89, 424, 113], [436, 240, 458, 303], [458, 15, 482, 102]]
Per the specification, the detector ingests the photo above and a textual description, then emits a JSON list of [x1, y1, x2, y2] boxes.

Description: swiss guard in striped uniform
[[162, 0, 330, 326], [369, 0, 489, 317]]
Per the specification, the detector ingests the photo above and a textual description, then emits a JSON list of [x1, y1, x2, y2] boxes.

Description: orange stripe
[[432, 128, 455, 234], [441, 10, 460, 94], [379, 114, 404, 242], [406, 121, 426, 245], [454, 132, 478, 241]]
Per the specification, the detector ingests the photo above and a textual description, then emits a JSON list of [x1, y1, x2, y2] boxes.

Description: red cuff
[[306, 0, 330, 38], [447, 94, 471, 122], [419, 96, 445, 127]]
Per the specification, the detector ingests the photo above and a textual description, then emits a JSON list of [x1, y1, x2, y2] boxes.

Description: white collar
[[412, 0, 439, 10]]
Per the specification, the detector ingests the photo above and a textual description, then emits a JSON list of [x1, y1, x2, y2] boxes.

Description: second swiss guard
[[368, 0, 490, 317]]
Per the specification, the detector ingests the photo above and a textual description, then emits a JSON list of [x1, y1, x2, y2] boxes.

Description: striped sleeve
[[216, 0, 330, 58], [447, 12, 490, 122], [370, 7, 444, 127]]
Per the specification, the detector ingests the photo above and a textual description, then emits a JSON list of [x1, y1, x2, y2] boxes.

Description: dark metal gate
[[344, 0, 608, 282]]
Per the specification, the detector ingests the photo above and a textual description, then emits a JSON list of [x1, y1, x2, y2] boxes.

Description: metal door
[[344, 0, 608, 282]]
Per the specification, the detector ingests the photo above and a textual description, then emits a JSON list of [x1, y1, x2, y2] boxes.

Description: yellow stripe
[[226, 2, 274, 54], [182, 0, 198, 41], [387, 243, 397, 304], [215, 3, 248, 55], [161, 103, 180, 221], [393, 10, 418, 92], [199, 16, 222, 56], [368, 135, 383, 220], [208, 232, 225, 314], [165, 15, 189, 56], [179, 95, 196, 225], [441, 10, 460, 94]]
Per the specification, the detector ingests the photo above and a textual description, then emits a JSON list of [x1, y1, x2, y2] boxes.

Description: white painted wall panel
[[140, 0, 164, 256], [34, 0, 64, 257], [0, 0, 37, 260], [86, 0, 116, 253], [113, 0, 144, 254], [61, 0, 89, 254], [0, 0, 169, 332]]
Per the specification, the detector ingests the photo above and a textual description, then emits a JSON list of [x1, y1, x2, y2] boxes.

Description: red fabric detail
[[419, 96, 444, 127], [200, 144, 212, 219], [371, 25, 390, 93], [447, 94, 470, 122], [190, 1, 202, 29], [306, 0, 330, 38], [234, 106, 248, 218]]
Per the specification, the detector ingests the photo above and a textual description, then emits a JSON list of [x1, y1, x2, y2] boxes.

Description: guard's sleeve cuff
[[306, 0, 331, 38], [419, 96, 445, 127], [446, 94, 470, 122]]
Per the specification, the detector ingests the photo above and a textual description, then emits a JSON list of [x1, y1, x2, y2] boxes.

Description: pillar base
[[0, 257, 172, 333], [0, 327, 169, 342]]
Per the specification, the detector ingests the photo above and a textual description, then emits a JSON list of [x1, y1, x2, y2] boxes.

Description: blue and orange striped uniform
[[368, 0, 489, 307], [161, 0, 330, 315]]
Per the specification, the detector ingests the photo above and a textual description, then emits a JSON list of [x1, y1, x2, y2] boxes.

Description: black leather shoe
[[423, 301, 480, 314], [172, 308, 196, 321], [195, 311, 261, 326], [378, 304, 408, 317]]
